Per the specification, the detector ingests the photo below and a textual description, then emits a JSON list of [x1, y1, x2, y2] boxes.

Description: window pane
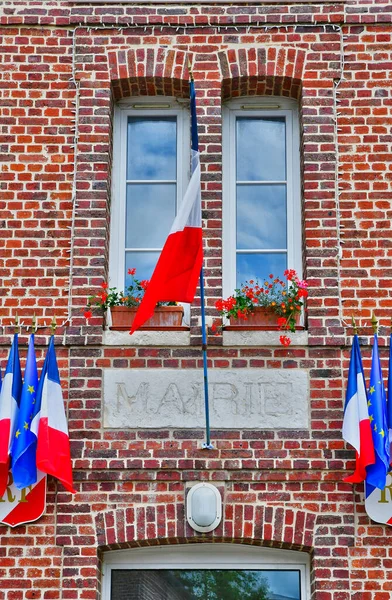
[[236, 117, 286, 182], [125, 251, 159, 288], [236, 184, 287, 250], [111, 569, 301, 600], [125, 183, 176, 248], [127, 117, 177, 180], [236, 252, 287, 285]]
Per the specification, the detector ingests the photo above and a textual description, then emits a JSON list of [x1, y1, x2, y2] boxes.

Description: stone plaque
[[103, 369, 309, 429]]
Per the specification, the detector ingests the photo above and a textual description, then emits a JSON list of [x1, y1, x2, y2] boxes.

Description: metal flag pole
[[188, 60, 213, 450]]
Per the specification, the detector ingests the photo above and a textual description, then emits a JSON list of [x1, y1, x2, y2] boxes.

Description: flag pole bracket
[[371, 313, 378, 334], [202, 443, 214, 450], [51, 316, 57, 335], [351, 315, 358, 336]]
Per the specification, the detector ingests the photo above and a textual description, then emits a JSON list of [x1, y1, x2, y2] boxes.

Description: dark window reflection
[[111, 569, 301, 600]]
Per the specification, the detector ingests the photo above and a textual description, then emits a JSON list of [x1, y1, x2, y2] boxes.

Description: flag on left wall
[[0, 333, 75, 527], [0, 334, 22, 498], [342, 334, 375, 483], [34, 336, 75, 494], [11, 334, 39, 489]]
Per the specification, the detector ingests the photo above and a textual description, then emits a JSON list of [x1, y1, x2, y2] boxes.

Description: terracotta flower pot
[[109, 305, 184, 330], [228, 307, 299, 330]]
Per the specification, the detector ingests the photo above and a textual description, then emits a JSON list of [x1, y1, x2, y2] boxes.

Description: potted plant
[[84, 268, 184, 330], [213, 269, 308, 346]]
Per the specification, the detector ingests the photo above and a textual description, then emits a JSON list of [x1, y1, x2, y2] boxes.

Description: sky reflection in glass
[[126, 183, 176, 248], [127, 117, 177, 180], [236, 117, 286, 182], [125, 252, 159, 288], [111, 568, 301, 600], [236, 253, 287, 286], [236, 184, 287, 249]]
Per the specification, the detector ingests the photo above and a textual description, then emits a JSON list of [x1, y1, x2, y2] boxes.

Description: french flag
[[130, 78, 203, 334], [343, 335, 375, 483], [0, 334, 22, 496], [32, 336, 75, 493]]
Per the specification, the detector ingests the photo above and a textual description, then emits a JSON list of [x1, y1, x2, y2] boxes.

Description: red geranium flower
[[84, 310, 93, 320], [280, 335, 291, 346]]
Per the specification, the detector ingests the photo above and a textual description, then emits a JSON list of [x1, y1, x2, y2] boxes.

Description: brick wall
[[1, 1, 392, 599]]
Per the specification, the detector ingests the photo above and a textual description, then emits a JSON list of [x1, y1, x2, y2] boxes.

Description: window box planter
[[227, 307, 301, 330], [109, 305, 185, 331]]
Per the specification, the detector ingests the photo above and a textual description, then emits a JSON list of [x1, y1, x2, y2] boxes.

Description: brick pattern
[[1, 2, 392, 600]]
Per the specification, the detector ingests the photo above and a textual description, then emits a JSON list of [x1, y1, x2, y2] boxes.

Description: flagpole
[[188, 60, 213, 450], [200, 267, 213, 449]]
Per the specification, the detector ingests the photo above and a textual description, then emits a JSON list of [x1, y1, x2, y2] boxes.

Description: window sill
[[103, 328, 190, 346], [222, 329, 308, 346]]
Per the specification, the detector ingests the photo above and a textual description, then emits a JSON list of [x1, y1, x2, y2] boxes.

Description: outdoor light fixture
[[186, 483, 222, 533]]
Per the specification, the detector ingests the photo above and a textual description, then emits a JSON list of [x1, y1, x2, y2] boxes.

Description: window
[[222, 97, 302, 298], [102, 543, 310, 600], [110, 98, 190, 290]]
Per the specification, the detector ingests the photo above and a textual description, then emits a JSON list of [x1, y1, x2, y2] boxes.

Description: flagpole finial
[[351, 315, 358, 336], [32, 315, 37, 334], [371, 312, 378, 334], [51, 316, 57, 335], [187, 57, 194, 82], [14, 314, 20, 335]]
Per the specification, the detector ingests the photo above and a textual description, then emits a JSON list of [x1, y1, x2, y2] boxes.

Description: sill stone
[[103, 329, 191, 346], [223, 329, 309, 346]]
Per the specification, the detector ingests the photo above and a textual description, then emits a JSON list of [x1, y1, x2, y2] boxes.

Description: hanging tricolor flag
[[0, 334, 22, 497], [11, 334, 39, 489], [33, 336, 75, 493], [343, 335, 375, 483], [130, 77, 203, 334], [365, 333, 390, 490]]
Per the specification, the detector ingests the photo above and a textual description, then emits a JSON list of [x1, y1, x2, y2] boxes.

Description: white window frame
[[222, 96, 302, 299], [102, 542, 310, 600], [110, 97, 190, 291]]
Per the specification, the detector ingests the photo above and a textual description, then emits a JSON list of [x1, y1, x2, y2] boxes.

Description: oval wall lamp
[[186, 483, 222, 533]]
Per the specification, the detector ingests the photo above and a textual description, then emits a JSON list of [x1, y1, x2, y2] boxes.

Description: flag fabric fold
[[387, 333, 392, 454], [343, 335, 375, 483], [365, 333, 390, 489], [33, 336, 75, 493], [11, 334, 39, 490], [130, 79, 203, 334], [0, 334, 22, 497]]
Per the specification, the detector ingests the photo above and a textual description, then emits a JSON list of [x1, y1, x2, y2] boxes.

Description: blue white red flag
[[343, 335, 375, 483], [11, 334, 39, 489], [33, 336, 75, 493], [387, 333, 392, 454], [365, 334, 390, 490], [130, 78, 203, 333], [0, 335, 22, 496]]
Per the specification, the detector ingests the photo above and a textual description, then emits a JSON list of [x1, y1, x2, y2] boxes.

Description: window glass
[[111, 569, 301, 600], [236, 184, 287, 250], [126, 117, 177, 180], [236, 253, 287, 286], [123, 115, 178, 288], [236, 117, 286, 182], [125, 183, 176, 248], [235, 116, 288, 287]]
